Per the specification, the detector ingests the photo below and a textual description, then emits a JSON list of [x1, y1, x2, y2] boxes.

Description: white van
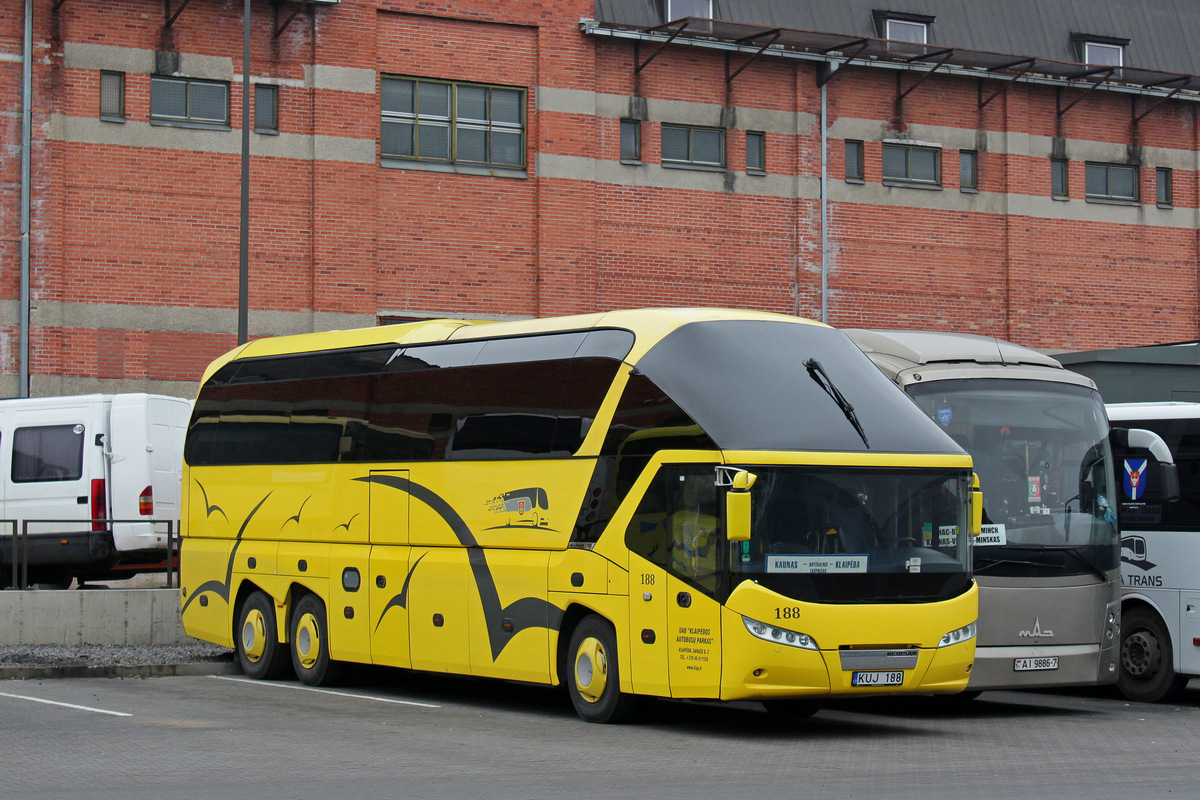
[[0, 393, 191, 587]]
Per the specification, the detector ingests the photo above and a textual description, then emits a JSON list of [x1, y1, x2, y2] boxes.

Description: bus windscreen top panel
[[633, 320, 965, 454]]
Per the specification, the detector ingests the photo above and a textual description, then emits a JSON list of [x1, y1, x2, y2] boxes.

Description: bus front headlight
[[938, 621, 977, 648], [742, 616, 818, 650]]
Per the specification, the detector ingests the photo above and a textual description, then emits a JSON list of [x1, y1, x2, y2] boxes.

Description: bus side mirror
[[1112, 427, 1181, 503], [726, 470, 757, 543], [971, 473, 984, 537]]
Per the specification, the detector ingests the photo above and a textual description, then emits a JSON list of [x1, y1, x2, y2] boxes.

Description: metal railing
[[3, 518, 178, 590]]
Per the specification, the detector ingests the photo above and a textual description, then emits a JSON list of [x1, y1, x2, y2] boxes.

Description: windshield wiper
[[973, 555, 1045, 573], [976, 544, 1110, 580], [805, 358, 869, 448]]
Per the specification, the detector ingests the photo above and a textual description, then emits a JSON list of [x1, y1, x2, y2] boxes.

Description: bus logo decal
[[1018, 617, 1054, 639], [1124, 459, 1148, 501], [182, 490, 273, 615], [485, 487, 554, 531], [1121, 535, 1156, 571], [358, 474, 565, 659], [374, 552, 428, 632]]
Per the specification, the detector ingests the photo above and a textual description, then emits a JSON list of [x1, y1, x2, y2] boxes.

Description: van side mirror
[[971, 473, 984, 537], [726, 470, 757, 543]]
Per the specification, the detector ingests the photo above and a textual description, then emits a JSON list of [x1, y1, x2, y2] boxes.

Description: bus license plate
[[1014, 657, 1059, 671], [852, 670, 904, 687]]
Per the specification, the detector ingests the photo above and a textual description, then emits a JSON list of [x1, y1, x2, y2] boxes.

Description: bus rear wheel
[[1119, 606, 1188, 703], [290, 594, 344, 687], [566, 615, 638, 724], [237, 591, 289, 680]]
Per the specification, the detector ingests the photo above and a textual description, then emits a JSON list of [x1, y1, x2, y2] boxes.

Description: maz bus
[[847, 330, 1164, 695], [1106, 402, 1197, 702], [180, 309, 981, 722]]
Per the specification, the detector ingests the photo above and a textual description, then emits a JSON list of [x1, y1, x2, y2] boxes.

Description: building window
[[381, 77, 525, 168], [746, 131, 765, 173], [1072, 33, 1128, 67], [100, 71, 125, 121], [661, 124, 725, 169], [1085, 162, 1137, 202], [1082, 41, 1124, 67], [1052, 159, 1069, 198], [150, 76, 229, 128], [845, 140, 864, 182], [882, 142, 940, 186], [1156, 167, 1173, 207], [620, 119, 641, 163], [254, 84, 278, 134], [666, 0, 711, 21], [874, 11, 934, 44], [960, 150, 978, 191]]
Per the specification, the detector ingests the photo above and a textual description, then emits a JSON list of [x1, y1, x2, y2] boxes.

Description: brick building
[[2, 0, 1199, 398]]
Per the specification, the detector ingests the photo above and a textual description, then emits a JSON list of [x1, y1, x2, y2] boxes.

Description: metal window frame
[[1084, 161, 1138, 202], [380, 76, 526, 169], [1083, 41, 1124, 68], [845, 139, 864, 181], [661, 122, 726, 168], [99, 70, 125, 120], [959, 149, 978, 190], [746, 130, 766, 172], [1156, 166, 1173, 206], [881, 142, 941, 186], [1051, 158, 1069, 198], [254, 83, 279, 133], [150, 75, 230, 127], [620, 118, 642, 162], [886, 18, 927, 45]]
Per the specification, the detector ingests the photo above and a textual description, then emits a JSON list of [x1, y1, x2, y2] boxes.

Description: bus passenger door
[[666, 573, 722, 698], [369, 470, 410, 668]]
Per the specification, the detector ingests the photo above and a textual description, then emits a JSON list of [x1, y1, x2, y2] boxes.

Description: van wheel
[[566, 615, 638, 723], [1119, 606, 1188, 703], [290, 594, 344, 687], [236, 591, 289, 680]]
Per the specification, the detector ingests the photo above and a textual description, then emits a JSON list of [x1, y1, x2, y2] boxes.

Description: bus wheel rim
[[574, 636, 607, 704], [1122, 630, 1160, 677], [242, 609, 267, 663], [296, 613, 320, 670]]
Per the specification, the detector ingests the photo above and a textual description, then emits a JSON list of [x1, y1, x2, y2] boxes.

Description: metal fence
[[2, 518, 179, 590]]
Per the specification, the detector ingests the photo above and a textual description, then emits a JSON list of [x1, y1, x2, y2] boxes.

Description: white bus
[[1106, 402, 1199, 701], [848, 330, 1162, 694]]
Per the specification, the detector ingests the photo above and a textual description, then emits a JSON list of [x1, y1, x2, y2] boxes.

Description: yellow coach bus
[[180, 308, 981, 722]]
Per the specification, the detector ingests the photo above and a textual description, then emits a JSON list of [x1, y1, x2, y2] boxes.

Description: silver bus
[[847, 330, 1147, 694]]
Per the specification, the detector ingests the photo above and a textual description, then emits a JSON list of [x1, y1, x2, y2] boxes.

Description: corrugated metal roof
[[593, 0, 1200, 75]]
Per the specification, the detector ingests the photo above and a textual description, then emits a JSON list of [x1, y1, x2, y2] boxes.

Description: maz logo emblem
[[1018, 618, 1054, 639]]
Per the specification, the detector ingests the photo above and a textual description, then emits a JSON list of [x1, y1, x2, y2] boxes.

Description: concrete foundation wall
[[0, 588, 187, 646]]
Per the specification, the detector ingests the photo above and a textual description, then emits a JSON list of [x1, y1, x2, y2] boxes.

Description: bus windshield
[[906, 378, 1118, 577], [730, 466, 973, 604]]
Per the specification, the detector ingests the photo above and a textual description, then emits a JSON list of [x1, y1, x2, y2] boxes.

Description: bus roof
[[1107, 401, 1200, 421], [199, 308, 824, 384], [845, 329, 1095, 390]]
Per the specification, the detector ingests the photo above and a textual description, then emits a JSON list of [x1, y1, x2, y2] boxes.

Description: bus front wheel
[[566, 616, 638, 724], [236, 591, 289, 680], [290, 594, 344, 687], [1119, 606, 1188, 703]]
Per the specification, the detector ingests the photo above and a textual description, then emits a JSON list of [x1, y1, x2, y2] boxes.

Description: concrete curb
[[0, 659, 240, 681]]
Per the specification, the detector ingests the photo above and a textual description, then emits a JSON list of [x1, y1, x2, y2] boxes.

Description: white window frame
[[1084, 41, 1124, 67], [886, 18, 928, 44]]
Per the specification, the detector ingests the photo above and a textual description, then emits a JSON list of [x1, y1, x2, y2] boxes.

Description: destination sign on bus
[[941, 524, 1006, 547], [766, 555, 869, 574]]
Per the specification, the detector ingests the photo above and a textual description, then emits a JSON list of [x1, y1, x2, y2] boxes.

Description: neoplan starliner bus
[[1106, 402, 1198, 702], [847, 330, 1170, 694], [180, 309, 981, 722]]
